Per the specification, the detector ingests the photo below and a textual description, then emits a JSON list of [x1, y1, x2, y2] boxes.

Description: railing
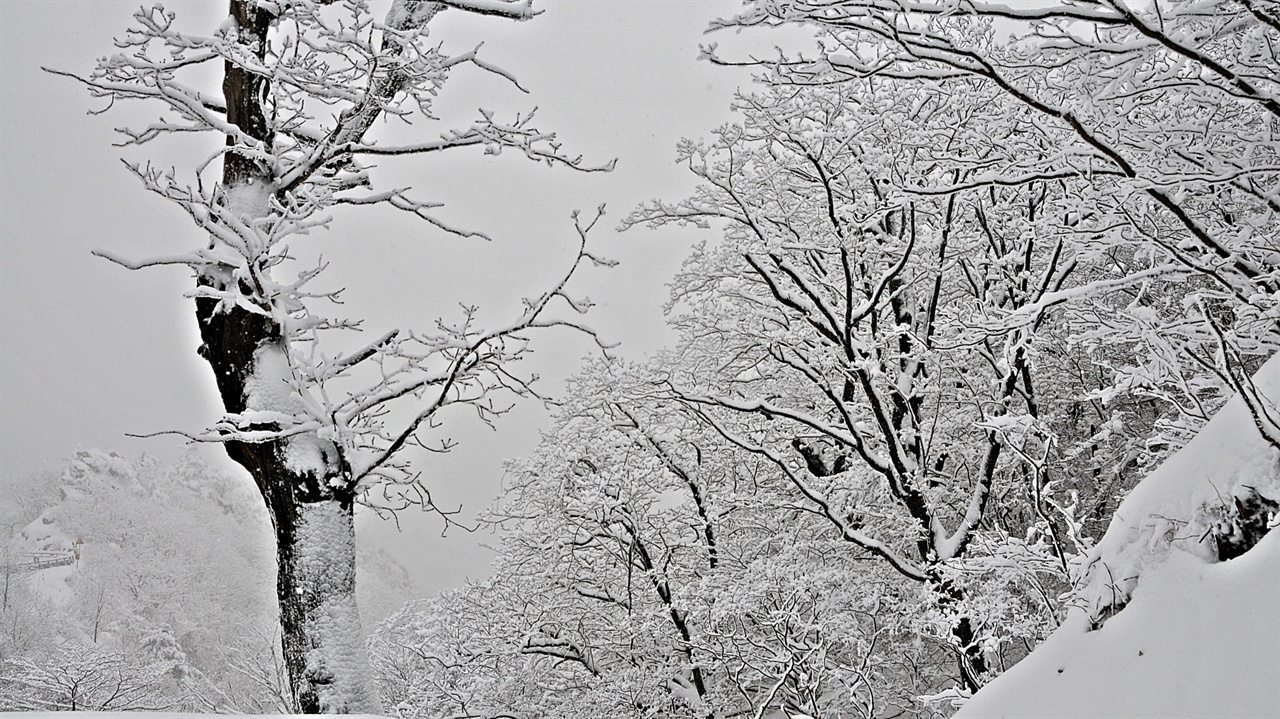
[[1, 549, 76, 573]]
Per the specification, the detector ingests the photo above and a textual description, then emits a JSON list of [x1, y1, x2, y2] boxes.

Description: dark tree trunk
[[197, 268, 378, 713], [930, 573, 988, 693], [196, 209, 379, 717], [193, 1, 380, 711]]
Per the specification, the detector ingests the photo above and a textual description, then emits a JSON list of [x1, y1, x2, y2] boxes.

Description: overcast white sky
[[0, 0, 806, 592]]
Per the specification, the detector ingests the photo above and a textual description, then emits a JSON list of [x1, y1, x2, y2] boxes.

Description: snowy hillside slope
[[956, 355, 1280, 718], [12, 513, 78, 606]]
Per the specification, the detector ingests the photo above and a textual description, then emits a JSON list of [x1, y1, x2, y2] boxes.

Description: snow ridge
[[955, 354, 1280, 718], [1072, 353, 1280, 622]]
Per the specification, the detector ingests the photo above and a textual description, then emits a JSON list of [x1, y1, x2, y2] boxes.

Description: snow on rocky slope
[[956, 355, 1280, 718]]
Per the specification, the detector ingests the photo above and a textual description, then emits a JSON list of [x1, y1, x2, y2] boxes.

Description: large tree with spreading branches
[[53, 0, 611, 711]]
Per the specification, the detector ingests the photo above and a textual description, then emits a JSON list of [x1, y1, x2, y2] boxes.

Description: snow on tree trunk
[[289, 501, 381, 714], [221, 343, 373, 713], [197, 307, 381, 713], [199, 9, 380, 702], [190, 2, 380, 709]]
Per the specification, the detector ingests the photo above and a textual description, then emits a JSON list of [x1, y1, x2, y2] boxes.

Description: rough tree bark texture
[[194, 0, 380, 712]]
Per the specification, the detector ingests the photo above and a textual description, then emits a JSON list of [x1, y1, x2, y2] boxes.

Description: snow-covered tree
[[373, 359, 963, 718], [373, 361, 722, 718], [706, 0, 1280, 451], [0, 642, 179, 712], [624, 76, 1106, 691], [373, 3, 1278, 716], [54, 0, 612, 711], [612, 1, 1278, 694]]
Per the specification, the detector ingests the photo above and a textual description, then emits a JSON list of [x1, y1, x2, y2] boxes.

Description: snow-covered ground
[[955, 527, 1279, 718], [957, 356, 1280, 718]]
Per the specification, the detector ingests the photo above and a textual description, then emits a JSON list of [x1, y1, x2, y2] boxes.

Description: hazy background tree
[[0, 448, 422, 712]]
